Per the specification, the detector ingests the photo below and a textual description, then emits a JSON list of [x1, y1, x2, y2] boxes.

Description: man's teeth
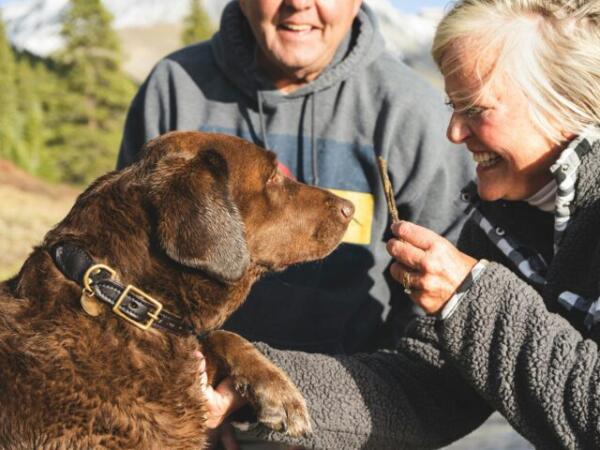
[[473, 152, 501, 167], [281, 24, 311, 31]]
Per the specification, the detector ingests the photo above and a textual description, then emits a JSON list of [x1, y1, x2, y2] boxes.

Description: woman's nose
[[446, 112, 471, 144]]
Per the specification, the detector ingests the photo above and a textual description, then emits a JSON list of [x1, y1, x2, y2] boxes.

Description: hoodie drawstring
[[311, 93, 319, 186], [257, 91, 270, 150]]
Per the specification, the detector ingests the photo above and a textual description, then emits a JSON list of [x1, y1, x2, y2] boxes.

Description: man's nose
[[446, 112, 471, 143], [284, 0, 314, 10]]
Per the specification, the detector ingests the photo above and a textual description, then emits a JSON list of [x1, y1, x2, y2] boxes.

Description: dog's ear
[[156, 149, 250, 282]]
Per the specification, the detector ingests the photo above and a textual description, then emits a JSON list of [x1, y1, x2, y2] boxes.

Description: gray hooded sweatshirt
[[117, 2, 474, 354]]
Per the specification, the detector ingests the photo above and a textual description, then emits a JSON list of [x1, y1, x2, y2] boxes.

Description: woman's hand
[[197, 352, 247, 429], [387, 221, 477, 315], [197, 352, 247, 450]]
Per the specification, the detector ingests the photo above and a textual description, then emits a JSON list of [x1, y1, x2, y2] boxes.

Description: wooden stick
[[377, 156, 400, 225]]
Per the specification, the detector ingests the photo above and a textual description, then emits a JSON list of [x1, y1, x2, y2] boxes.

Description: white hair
[[432, 0, 600, 142]]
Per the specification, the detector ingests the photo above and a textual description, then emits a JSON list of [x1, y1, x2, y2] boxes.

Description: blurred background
[[0, 1, 531, 448], [0, 0, 447, 279]]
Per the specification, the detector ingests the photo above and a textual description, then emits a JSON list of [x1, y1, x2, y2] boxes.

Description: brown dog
[[0, 131, 353, 449]]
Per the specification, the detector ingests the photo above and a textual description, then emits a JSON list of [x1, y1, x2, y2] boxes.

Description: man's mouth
[[472, 151, 502, 168], [279, 23, 313, 32]]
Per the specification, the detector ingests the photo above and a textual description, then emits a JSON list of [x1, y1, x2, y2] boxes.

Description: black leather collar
[[52, 243, 197, 336]]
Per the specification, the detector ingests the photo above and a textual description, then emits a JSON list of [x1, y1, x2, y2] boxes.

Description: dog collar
[[51, 243, 197, 336]]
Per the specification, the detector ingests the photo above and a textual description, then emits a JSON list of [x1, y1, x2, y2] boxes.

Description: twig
[[377, 156, 400, 225]]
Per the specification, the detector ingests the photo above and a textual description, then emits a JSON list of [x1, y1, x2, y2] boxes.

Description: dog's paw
[[235, 372, 312, 437]]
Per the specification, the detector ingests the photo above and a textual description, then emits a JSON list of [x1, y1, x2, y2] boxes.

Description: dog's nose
[[339, 199, 355, 222]]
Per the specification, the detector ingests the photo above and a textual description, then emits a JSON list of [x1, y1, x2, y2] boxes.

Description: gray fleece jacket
[[255, 132, 600, 449], [117, 2, 474, 354]]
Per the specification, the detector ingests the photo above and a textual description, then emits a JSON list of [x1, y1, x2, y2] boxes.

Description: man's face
[[239, 0, 362, 86]]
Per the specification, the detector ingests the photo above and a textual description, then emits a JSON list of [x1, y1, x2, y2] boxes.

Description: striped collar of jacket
[[549, 129, 598, 252], [461, 127, 600, 328]]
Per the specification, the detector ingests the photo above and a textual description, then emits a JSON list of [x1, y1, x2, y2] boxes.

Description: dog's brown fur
[[0, 131, 353, 449]]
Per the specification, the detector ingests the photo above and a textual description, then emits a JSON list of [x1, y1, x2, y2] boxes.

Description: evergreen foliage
[[0, 0, 135, 185], [182, 0, 214, 46], [0, 15, 19, 164], [15, 59, 44, 174], [54, 0, 135, 184]]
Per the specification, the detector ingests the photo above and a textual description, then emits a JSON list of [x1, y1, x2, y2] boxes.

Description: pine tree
[[182, 0, 214, 46], [29, 57, 64, 180], [53, 0, 135, 184], [15, 59, 45, 174], [0, 14, 20, 163]]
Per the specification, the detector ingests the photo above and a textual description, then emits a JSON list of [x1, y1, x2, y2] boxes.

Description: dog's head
[[48, 132, 353, 288], [142, 131, 353, 282]]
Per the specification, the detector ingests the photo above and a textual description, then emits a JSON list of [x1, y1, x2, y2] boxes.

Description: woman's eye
[[445, 98, 486, 119], [464, 106, 486, 118]]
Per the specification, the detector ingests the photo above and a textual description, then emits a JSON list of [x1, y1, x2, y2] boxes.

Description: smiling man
[[118, 0, 473, 426], [237, 0, 362, 91]]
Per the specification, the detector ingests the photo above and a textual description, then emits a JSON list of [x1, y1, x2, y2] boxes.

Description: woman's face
[[442, 41, 565, 202], [239, 0, 362, 88]]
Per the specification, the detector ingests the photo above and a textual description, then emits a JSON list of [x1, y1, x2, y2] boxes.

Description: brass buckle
[[113, 285, 163, 331], [83, 264, 117, 293], [83, 264, 116, 296]]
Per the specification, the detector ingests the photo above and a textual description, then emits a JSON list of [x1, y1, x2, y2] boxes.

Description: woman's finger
[[215, 377, 248, 418], [387, 238, 425, 270], [392, 221, 444, 251], [389, 262, 423, 291], [389, 261, 407, 283], [197, 350, 248, 430]]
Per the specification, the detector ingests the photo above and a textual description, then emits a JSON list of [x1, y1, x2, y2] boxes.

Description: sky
[[391, 0, 449, 13], [0, 0, 450, 13]]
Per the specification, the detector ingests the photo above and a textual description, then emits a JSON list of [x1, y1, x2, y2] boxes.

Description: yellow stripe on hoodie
[[328, 189, 374, 245]]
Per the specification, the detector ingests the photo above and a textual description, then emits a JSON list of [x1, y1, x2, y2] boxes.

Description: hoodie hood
[[211, 1, 386, 104]]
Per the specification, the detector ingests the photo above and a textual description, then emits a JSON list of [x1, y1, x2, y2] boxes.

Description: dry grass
[[0, 163, 79, 280]]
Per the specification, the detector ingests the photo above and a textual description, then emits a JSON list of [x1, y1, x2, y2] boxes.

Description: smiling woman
[[440, 40, 567, 201], [433, 0, 600, 201]]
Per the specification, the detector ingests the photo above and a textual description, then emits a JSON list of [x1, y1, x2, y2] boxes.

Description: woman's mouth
[[472, 151, 502, 168]]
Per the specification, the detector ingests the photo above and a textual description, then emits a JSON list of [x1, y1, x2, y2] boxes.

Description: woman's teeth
[[473, 152, 501, 167]]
